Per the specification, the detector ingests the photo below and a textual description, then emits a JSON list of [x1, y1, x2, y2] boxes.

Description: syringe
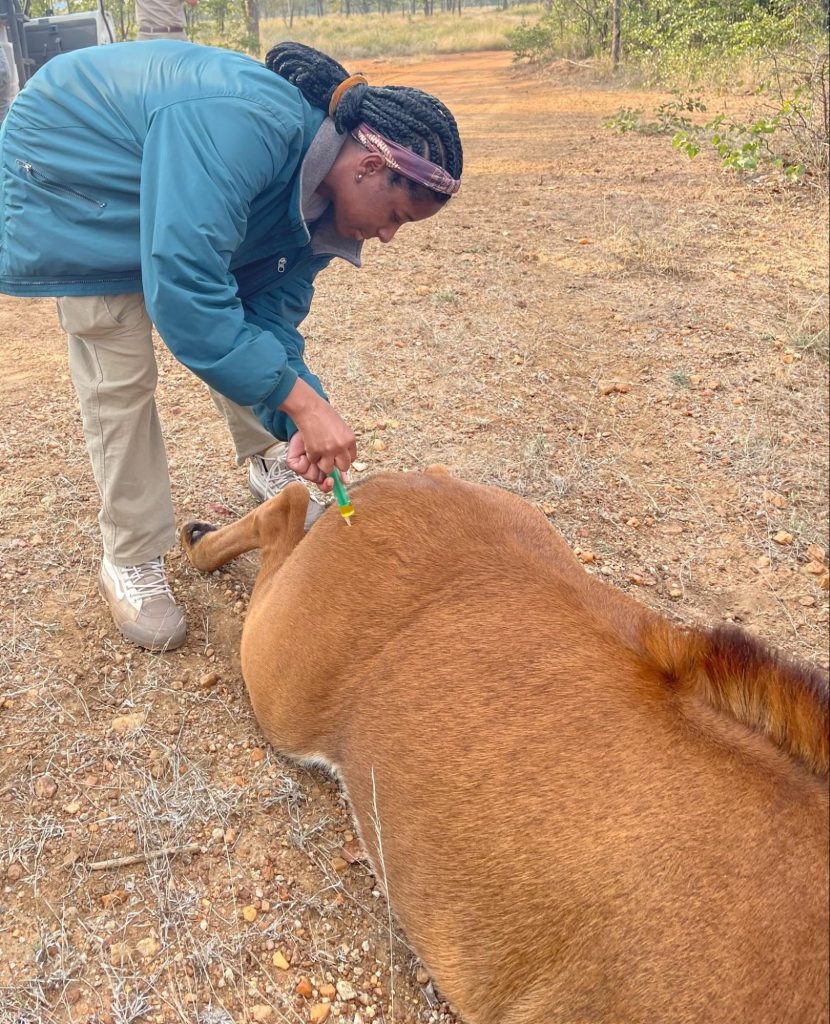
[[329, 468, 355, 525]]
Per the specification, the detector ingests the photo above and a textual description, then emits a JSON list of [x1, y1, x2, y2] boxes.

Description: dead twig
[[84, 843, 203, 871]]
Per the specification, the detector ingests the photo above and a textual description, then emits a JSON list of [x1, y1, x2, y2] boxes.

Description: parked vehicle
[[0, 0, 114, 103]]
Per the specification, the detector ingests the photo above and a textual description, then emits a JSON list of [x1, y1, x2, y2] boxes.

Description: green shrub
[[606, 50, 829, 182], [509, 0, 825, 84]]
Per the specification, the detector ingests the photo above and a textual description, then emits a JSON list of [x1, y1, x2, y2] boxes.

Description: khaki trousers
[[136, 29, 187, 40], [58, 293, 277, 566]]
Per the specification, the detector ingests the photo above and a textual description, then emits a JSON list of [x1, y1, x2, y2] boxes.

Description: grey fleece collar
[[299, 117, 363, 268]]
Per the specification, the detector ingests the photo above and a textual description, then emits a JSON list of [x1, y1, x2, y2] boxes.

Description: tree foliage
[[509, 0, 826, 76]]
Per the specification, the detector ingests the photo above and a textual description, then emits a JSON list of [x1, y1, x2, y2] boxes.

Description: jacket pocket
[[17, 161, 107, 209]]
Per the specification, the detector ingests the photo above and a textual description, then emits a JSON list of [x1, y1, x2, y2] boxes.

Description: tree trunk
[[611, 0, 621, 71], [246, 0, 260, 48]]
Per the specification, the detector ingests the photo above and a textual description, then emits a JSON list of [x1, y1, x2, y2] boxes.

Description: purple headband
[[351, 122, 461, 197]]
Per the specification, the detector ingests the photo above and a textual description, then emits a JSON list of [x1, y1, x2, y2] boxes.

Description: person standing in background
[[135, 0, 196, 40]]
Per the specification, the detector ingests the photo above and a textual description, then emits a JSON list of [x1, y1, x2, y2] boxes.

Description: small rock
[[199, 672, 221, 689], [251, 1006, 274, 1022], [34, 775, 58, 800], [803, 561, 826, 576], [773, 530, 794, 546], [110, 711, 146, 736], [241, 905, 258, 923], [309, 1006, 331, 1024], [62, 847, 81, 869], [295, 977, 313, 999], [100, 890, 129, 909], [251, 748, 266, 763], [136, 935, 160, 959], [352, 462, 368, 473], [272, 950, 290, 970], [64, 985, 83, 1006], [340, 839, 367, 864], [415, 967, 430, 986], [109, 942, 131, 966], [577, 551, 595, 564], [336, 980, 357, 1001], [6, 862, 23, 881], [763, 490, 788, 509], [806, 543, 827, 564], [370, 438, 386, 453], [331, 856, 349, 873], [319, 984, 336, 1000], [62, 800, 81, 815]]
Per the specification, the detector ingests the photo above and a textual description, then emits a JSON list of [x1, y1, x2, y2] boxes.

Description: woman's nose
[[377, 223, 400, 244]]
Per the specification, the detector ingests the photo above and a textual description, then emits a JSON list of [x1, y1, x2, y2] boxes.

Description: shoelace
[[263, 456, 302, 497], [261, 456, 325, 505], [120, 557, 174, 602]]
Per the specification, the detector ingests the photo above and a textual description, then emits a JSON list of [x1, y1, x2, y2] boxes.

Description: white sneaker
[[98, 556, 186, 652], [248, 442, 326, 531]]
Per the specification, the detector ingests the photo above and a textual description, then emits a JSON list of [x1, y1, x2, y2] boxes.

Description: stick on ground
[[85, 843, 203, 871]]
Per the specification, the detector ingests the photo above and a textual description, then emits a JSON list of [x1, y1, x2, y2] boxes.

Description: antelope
[[181, 468, 829, 1024]]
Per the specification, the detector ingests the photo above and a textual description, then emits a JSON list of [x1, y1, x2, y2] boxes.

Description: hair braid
[[264, 41, 463, 187]]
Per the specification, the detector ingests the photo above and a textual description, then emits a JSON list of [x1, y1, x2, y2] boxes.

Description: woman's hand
[[280, 379, 356, 491]]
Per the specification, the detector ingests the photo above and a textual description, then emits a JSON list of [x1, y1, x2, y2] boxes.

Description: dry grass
[[260, 7, 543, 60], [604, 217, 696, 279]]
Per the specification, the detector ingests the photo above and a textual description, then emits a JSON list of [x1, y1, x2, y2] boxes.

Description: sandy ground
[[0, 50, 827, 1024]]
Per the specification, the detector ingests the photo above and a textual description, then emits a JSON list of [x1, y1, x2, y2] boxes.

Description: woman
[[0, 40, 463, 651]]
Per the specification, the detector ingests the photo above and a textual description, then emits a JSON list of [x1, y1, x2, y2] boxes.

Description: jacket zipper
[[17, 161, 107, 209]]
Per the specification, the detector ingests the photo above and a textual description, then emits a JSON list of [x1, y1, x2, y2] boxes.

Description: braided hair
[[265, 41, 463, 201]]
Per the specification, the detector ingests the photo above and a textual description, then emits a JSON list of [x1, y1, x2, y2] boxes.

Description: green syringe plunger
[[330, 468, 354, 524]]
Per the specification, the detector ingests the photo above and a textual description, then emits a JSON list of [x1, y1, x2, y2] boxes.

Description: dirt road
[[1, 50, 827, 1022]]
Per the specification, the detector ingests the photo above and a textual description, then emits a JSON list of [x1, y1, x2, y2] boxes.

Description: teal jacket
[[0, 42, 361, 439]]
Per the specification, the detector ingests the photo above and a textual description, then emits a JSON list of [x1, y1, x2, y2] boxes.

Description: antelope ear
[[425, 464, 450, 477]]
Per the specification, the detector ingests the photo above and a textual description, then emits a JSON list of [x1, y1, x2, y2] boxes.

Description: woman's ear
[[357, 152, 387, 178]]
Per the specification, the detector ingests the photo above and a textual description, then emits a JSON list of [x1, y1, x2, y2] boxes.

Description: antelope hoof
[[181, 521, 217, 549]]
